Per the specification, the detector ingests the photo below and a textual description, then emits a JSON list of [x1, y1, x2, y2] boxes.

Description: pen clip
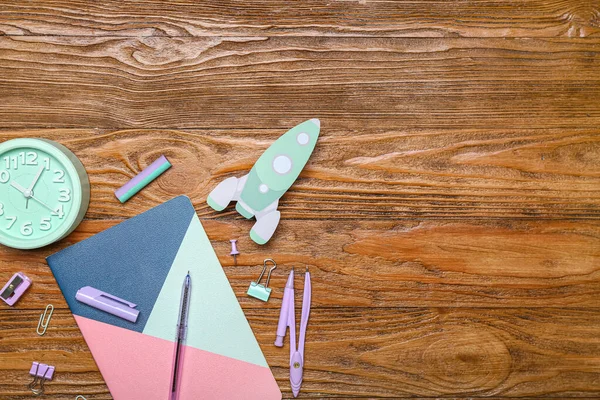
[[99, 292, 137, 308]]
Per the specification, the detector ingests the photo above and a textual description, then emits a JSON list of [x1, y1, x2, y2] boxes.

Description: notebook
[[47, 196, 281, 400]]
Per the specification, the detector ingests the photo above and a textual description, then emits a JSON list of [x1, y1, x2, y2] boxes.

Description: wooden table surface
[[1, 1, 599, 399]]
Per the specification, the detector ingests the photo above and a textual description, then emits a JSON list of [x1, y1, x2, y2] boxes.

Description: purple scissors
[[275, 267, 312, 397]]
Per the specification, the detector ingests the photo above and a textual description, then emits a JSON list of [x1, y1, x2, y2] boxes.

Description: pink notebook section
[[75, 315, 281, 400]]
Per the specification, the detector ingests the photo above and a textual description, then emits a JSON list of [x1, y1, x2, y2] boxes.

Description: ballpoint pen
[[169, 272, 191, 400], [275, 267, 311, 397]]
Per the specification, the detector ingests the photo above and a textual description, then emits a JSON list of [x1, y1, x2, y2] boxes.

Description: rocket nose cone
[[309, 118, 320, 129]]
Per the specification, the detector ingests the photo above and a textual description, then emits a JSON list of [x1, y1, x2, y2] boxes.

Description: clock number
[[52, 205, 64, 219], [58, 188, 71, 202], [0, 170, 9, 183], [20, 221, 33, 236], [40, 218, 52, 231], [3, 155, 24, 169], [8, 156, 18, 170], [44, 157, 50, 171], [0, 202, 3, 216], [26, 151, 38, 165], [6, 216, 17, 229], [53, 169, 65, 183], [19, 151, 38, 165]]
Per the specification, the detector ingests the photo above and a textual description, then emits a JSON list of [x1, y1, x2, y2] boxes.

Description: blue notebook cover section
[[46, 196, 194, 332]]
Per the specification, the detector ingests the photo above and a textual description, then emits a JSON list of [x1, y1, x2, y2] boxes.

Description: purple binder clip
[[28, 361, 55, 395], [76, 286, 140, 323], [0, 272, 32, 306]]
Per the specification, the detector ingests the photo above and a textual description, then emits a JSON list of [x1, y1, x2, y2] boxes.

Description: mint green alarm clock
[[0, 138, 90, 249]]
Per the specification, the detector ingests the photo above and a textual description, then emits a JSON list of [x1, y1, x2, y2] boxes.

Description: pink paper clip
[[28, 361, 55, 396]]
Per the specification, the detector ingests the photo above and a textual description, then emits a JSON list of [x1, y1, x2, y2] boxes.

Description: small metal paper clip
[[75, 396, 88, 400], [247, 259, 277, 302], [28, 361, 55, 396], [37, 304, 54, 336]]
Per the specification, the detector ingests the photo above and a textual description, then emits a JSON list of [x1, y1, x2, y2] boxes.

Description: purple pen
[[169, 272, 191, 400]]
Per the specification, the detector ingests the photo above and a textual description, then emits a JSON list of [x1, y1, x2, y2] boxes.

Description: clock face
[[0, 139, 89, 249]]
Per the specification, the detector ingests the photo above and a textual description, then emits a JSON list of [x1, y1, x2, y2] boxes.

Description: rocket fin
[[207, 177, 239, 211], [207, 175, 249, 212], [250, 210, 281, 245]]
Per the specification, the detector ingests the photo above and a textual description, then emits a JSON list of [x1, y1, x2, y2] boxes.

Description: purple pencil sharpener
[[0, 272, 32, 306]]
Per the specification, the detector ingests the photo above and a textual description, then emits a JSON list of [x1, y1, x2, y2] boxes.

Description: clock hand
[[25, 166, 45, 210], [11, 180, 56, 213], [29, 195, 57, 213], [10, 181, 32, 209], [10, 180, 27, 194], [28, 165, 45, 192]]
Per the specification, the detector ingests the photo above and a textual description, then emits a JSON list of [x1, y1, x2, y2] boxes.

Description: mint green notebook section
[[143, 214, 268, 368]]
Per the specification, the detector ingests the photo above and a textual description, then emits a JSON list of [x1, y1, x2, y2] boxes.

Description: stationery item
[[275, 268, 312, 398], [207, 119, 321, 245], [0, 138, 90, 250], [169, 272, 191, 400], [115, 155, 171, 203], [47, 196, 281, 400], [229, 239, 240, 265], [76, 286, 140, 323], [37, 304, 54, 336], [0, 271, 32, 306], [28, 361, 55, 396], [247, 259, 277, 302], [75, 396, 87, 400]]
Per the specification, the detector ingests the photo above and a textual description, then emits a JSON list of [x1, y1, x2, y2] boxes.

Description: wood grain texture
[[0, 128, 598, 221], [0, 36, 599, 130], [1, 308, 600, 398], [1, 1, 600, 398], [0, 0, 599, 38], [0, 218, 599, 309]]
